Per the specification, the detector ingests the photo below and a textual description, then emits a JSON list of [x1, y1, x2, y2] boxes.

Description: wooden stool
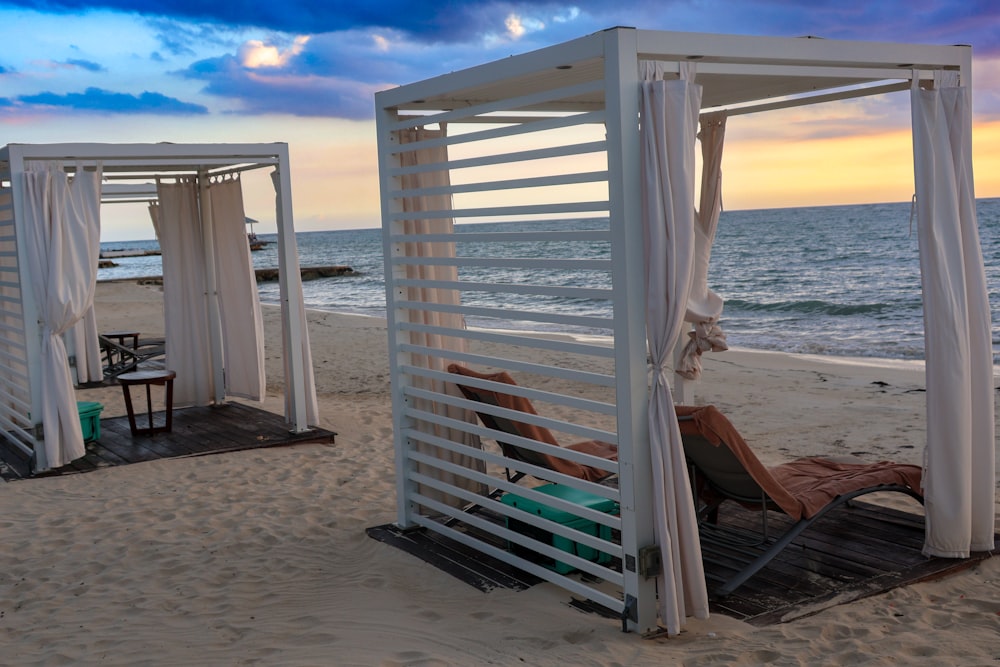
[[119, 369, 176, 436]]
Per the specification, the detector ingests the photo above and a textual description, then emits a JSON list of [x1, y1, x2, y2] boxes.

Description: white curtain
[[269, 170, 320, 425], [677, 111, 729, 381], [65, 307, 103, 384], [150, 180, 214, 406], [911, 72, 996, 557], [398, 126, 487, 508], [209, 176, 265, 401], [22, 161, 102, 470], [639, 61, 711, 635]]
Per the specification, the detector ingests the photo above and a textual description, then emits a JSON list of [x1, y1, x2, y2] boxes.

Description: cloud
[[3, 0, 998, 57], [64, 58, 106, 72], [238, 36, 309, 68], [144, 17, 236, 58], [5, 1, 998, 125], [17, 87, 208, 114], [0, 0, 595, 43], [179, 31, 429, 118], [181, 48, 383, 118]]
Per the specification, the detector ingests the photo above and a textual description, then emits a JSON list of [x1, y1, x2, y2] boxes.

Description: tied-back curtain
[[677, 111, 729, 380], [398, 126, 487, 508], [22, 161, 102, 470], [208, 176, 265, 401], [911, 71, 996, 557], [639, 61, 710, 635], [65, 307, 102, 384], [150, 180, 214, 406]]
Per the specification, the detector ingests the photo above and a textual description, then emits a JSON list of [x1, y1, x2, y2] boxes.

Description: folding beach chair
[[447, 364, 618, 484], [676, 404, 924, 598]]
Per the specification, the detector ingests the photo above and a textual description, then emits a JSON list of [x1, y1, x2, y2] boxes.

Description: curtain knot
[[676, 319, 728, 381]]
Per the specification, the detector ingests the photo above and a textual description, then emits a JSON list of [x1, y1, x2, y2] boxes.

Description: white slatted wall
[[377, 43, 649, 620], [0, 176, 34, 463]]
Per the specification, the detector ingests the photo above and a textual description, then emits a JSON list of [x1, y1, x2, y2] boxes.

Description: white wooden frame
[[0, 142, 314, 472], [376, 27, 969, 634]]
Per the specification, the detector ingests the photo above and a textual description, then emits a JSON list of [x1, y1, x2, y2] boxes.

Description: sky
[[1, 1, 998, 241]]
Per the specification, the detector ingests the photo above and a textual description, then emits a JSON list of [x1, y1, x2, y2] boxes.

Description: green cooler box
[[77, 401, 104, 443], [501, 483, 619, 574]]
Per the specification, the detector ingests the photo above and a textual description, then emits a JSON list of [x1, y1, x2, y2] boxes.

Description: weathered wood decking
[[368, 501, 996, 628], [0, 402, 336, 481]]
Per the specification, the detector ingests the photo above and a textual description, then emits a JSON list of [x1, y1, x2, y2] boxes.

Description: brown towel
[[676, 404, 922, 520], [448, 364, 617, 482]]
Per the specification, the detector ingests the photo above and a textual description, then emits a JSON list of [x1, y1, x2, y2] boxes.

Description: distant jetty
[[101, 248, 161, 259], [100, 265, 357, 285], [254, 266, 357, 282]]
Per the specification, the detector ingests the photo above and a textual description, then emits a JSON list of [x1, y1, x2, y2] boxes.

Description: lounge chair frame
[[99, 334, 166, 380], [678, 410, 924, 598], [449, 364, 619, 486]]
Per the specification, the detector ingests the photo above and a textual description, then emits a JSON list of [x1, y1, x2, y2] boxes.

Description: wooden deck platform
[[0, 402, 336, 481], [368, 501, 996, 628], [701, 500, 995, 625]]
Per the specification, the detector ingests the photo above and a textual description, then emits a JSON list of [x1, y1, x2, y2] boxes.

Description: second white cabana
[[375, 28, 994, 635], [0, 142, 319, 474]]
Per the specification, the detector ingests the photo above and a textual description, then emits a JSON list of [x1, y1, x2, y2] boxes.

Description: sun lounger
[[447, 364, 618, 484], [99, 334, 166, 380], [676, 404, 924, 597]]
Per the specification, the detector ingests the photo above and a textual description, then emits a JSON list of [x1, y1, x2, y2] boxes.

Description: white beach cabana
[[375, 28, 994, 635], [0, 142, 319, 474]]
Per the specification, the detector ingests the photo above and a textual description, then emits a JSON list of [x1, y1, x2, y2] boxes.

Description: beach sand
[[0, 280, 997, 665]]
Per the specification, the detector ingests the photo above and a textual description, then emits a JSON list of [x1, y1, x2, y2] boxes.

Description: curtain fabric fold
[[150, 180, 214, 406], [209, 176, 265, 401], [639, 61, 711, 635], [911, 72, 996, 557], [398, 126, 487, 508], [677, 111, 729, 380], [22, 161, 102, 470], [152, 177, 269, 407]]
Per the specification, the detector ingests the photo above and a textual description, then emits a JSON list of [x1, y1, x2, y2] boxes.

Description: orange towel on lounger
[[676, 404, 922, 520], [448, 364, 617, 482]]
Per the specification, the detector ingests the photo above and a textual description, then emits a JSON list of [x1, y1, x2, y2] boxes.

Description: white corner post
[[604, 28, 659, 634], [271, 147, 310, 433], [375, 104, 418, 529]]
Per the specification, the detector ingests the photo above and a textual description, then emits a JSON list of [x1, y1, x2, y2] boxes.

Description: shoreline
[[99, 272, 963, 368], [287, 305, 950, 375]]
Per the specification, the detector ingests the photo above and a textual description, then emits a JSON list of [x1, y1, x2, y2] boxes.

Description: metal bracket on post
[[638, 544, 662, 579], [621, 595, 638, 633]]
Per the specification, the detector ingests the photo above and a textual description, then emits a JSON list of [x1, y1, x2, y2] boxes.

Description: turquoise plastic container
[[501, 483, 618, 574], [77, 401, 103, 443]]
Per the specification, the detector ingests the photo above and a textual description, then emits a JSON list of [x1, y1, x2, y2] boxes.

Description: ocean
[[98, 198, 1000, 363]]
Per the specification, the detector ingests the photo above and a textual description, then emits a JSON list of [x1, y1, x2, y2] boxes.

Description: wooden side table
[[118, 369, 176, 436]]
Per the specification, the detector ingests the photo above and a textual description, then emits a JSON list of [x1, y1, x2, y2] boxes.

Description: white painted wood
[[270, 151, 311, 433]]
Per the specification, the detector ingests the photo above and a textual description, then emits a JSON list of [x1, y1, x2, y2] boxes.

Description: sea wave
[[725, 299, 906, 317]]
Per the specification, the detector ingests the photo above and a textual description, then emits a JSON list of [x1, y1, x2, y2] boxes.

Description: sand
[[0, 280, 997, 666]]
